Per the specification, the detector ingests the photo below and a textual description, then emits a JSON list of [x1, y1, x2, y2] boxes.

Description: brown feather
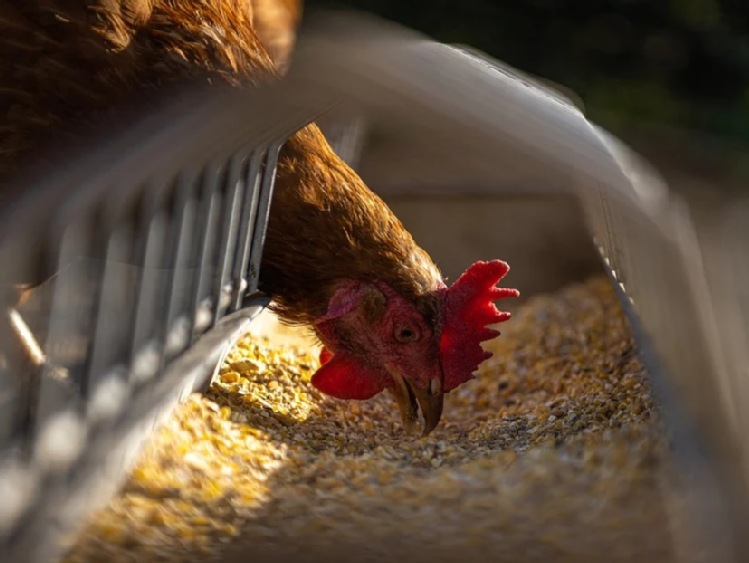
[[249, 0, 301, 70], [0, 0, 443, 329]]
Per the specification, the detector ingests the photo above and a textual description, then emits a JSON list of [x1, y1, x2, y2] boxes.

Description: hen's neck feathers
[[0, 0, 277, 177], [261, 126, 444, 326], [0, 0, 444, 326]]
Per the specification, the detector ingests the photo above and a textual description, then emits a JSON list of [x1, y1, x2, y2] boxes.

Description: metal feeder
[[1, 11, 747, 563]]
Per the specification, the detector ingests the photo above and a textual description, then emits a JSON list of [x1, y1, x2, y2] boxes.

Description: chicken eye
[[395, 325, 420, 343]]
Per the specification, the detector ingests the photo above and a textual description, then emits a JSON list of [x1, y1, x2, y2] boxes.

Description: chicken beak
[[413, 377, 444, 436], [389, 372, 419, 433], [389, 371, 444, 436]]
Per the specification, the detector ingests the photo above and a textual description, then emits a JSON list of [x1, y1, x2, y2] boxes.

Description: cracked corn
[[64, 277, 676, 563]]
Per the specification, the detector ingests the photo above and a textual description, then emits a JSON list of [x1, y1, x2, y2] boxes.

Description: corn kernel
[[65, 277, 672, 563]]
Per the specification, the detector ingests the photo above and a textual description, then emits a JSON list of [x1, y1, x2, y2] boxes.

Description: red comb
[[440, 260, 519, 392]]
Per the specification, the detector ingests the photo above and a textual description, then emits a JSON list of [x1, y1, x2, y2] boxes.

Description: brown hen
[[0, 0, 518, 434]]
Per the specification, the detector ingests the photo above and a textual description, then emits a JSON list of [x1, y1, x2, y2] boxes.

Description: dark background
[[308, 0, 749, 195]]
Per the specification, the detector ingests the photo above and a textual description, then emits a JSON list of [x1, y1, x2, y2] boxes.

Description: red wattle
[[311, 354, 391, 401], [319, 347, 333, 365]]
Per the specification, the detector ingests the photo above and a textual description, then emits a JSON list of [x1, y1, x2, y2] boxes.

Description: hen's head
[[311, 260, 519, 435]]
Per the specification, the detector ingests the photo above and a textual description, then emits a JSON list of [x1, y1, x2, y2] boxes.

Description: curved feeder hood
[[0, 10, 746, 563]]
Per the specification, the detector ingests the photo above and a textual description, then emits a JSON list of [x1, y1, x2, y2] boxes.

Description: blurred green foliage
[[309, 0, 749, 149]]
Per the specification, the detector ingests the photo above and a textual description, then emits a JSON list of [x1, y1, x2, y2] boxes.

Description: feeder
[[0, 11, 747, 563]]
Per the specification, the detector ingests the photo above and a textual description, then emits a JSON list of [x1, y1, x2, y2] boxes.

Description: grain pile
[[64, 277, 677, 563]]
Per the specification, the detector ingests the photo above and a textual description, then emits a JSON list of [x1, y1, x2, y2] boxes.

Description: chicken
[[0, 0, 519, 434], [265, 132, 519, 433]]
